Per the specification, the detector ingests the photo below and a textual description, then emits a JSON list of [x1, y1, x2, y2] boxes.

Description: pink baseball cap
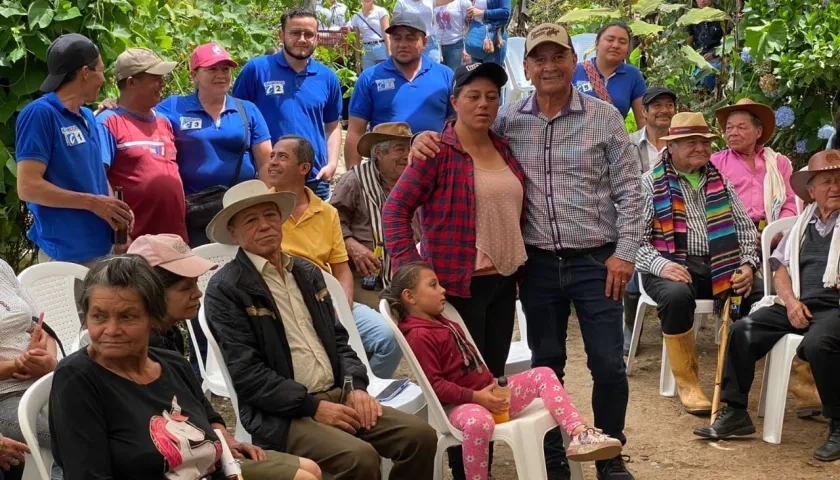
[[128, 234, 217, 278], [190, 42, 238, 71]]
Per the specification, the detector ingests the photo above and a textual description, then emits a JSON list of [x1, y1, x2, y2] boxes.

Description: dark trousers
[[721, 302, 840, 418], [188, 224, 213, 375], [445, 274, 516, 475], [447, 274, 517, 377], [641, 257, 764, 335], [520, 245, 628, 468]]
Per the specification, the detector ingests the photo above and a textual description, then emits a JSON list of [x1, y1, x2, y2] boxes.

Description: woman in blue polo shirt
[[572, 21, 647, 126], [155, 42, 272, 248]]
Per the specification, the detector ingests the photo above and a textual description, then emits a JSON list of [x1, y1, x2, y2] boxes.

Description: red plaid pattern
[[383, 122, 526, 297]]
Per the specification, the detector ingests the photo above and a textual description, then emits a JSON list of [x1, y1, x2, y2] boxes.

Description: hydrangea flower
[[740, 47, 752, 64], [776, 106, 795, 128], [795, 140, 807, 154], [818, 125, 836, 140]]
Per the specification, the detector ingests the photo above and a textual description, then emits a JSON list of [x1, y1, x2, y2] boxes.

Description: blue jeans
[[464, 23, 507, 66], [694, 58, 722, 90], [423, 36, 441, 63], [361, 41, 388, 70], [352, 302, 401, 378], [306, 179, 330, 201], [520, 246, 628, 468], [441, 39, 465, 72]]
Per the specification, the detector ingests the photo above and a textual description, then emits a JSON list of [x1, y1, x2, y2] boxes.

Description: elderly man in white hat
[[202, 180, 436, 479], [695, 150, 840, 463], [636, 112, 762, 416]]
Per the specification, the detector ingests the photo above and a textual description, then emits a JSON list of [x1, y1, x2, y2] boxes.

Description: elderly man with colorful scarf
[[636, 112, 762, 415], [694, 150, 840, 463]]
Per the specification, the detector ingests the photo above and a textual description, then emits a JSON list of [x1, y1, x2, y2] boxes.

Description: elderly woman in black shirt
[[49, 255, 322, 480]]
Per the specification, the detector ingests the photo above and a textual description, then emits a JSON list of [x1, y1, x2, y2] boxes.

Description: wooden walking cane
[[710, 297, 733, 425]]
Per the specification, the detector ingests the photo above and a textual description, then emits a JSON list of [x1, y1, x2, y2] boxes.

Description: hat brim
[[40, 73, 67, 93], [789, 165, 840, 203], [715, 103, 775, 145], [206, 192, 297, 245], [643, 91, 677, 106], [159, 255, 218, 278], [357, 132, 413, 158], [193, 59, 238, 70], [457, 62, 509, 92], [145, 61, 178, 76], [525, 38, 572, 57], [659, 132, 719, 141], [385, 24, 425, 35]]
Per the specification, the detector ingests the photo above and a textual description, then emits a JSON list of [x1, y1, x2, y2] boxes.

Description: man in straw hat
[[259, 135, 401, 379], [695, 150, 840, 462], [331, 122, 413, 306], [636, 111, 762, 416], [203, 180, 436, 478], [712, 98, 797, 231], [410, 23, 643, 480], [712, 99, 820, 417]]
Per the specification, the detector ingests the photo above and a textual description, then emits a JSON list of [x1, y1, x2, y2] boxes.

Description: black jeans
[[722, 302, 840, 418], [641, 256, 764, 335], [520, 245, 629, 469], [445, 273, 517, 475]]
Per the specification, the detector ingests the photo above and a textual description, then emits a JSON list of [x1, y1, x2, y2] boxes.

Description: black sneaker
[[814, 419, 840, 462], [693, 406, 756, 440], [596, 455, 634, 479]]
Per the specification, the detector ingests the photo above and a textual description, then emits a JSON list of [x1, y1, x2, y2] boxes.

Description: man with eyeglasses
[[15, 34, 132, 266], [97, 48, 185, 243], [233, 8, 343, 201]]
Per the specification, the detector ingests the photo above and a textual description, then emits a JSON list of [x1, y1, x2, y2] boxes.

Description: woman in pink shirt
[[711, 99, 797, 233]]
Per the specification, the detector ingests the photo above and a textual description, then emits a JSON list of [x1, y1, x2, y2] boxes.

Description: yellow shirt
[[244, 250, 335, 393], [282, 187, 349, 272]]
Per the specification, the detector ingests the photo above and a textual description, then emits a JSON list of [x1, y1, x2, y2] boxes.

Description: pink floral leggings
[[448, 367, 585, 480]]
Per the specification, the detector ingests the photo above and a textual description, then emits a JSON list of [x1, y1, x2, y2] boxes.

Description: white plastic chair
[[380, 299, 584, 480], [192, 243, 240, 398], [502, 37, 534, 105], [197, 305, 252, 443], [320, 272, 426, 416], [571, 33, 597, 62], [505, 301, 531, 376], [18, 262, 88, 358], [761, 217, 797, 295], [625, 272, 714, 398], [18, 372, 54, 480], [756, 333, 804, 444]]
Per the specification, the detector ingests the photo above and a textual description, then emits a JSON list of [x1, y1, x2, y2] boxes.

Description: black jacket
[[204, 249, 369, 451]]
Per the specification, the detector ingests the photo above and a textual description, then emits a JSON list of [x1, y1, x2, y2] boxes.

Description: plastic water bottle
[[491, 376, 511, 424], [339, 375, 354, 404]]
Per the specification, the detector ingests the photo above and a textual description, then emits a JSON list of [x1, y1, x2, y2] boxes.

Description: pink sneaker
[[566, 427, 623, 462]]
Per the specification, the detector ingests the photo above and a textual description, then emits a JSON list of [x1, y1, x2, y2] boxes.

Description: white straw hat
[[205, 180, 296, 245]]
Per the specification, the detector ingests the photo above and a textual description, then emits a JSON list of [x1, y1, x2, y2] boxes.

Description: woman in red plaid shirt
[[383, 61, 527, 387]]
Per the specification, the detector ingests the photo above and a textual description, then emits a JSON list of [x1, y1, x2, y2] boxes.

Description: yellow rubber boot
[[664, 328, 712, 415], [789, 357, 822, 418]]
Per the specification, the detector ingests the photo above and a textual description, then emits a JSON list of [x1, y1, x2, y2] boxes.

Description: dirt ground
[[211, 308, 840, 479], [210, 140, 840, 478]]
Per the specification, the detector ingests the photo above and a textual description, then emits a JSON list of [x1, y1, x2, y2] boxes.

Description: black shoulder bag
[[184, 99, 251, 236]]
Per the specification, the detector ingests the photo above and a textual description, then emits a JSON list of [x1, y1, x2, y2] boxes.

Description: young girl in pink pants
[[383, 262, 622, 480]]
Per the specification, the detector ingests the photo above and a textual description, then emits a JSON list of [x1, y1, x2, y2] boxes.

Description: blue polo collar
[[382, 55, 433, 80], [45, 92, 84, 117], [183, 93, 238, 114], [589, 57, 627, 78], [273, 51, 316, 75]]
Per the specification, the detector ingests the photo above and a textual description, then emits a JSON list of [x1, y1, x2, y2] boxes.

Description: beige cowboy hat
[[357, 122, 414, 158], [205, 180, 296, 245], [660, 112, 719, 141], [790, 150, 840, 203], [715, 98, 776, 145]]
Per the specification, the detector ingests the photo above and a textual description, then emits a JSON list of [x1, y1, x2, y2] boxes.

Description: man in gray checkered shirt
[[411, 23, 643, 480]]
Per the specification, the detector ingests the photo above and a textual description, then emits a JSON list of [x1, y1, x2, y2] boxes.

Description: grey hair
[[80, 254, 168, 329], [370, 140, 393, 162], [727, 109, 762, 128]]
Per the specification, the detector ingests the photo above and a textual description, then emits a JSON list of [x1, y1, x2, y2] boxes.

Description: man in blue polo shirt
[[16, 34, 132, 265], [233, 8, 342, 201], [344, 12, 454, 168]]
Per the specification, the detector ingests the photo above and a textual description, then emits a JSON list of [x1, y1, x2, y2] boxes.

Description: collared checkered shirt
[[636, 168, 760, 276], [492, 89, 645, 262]]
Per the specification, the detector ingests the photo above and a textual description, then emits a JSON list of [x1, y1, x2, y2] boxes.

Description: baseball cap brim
[[457, 62, 509, 90], [385, 23, 425, 35], [144, 61, 178, 76], [193, 58, 238, 70], [40, 73, 67, 93], [525, 37, 572, 57], [158, 254, 217, 278]]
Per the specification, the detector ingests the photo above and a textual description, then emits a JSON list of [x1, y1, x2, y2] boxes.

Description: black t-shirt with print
[[49, 347, 226, 480], [688, 21, 724, 55]]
